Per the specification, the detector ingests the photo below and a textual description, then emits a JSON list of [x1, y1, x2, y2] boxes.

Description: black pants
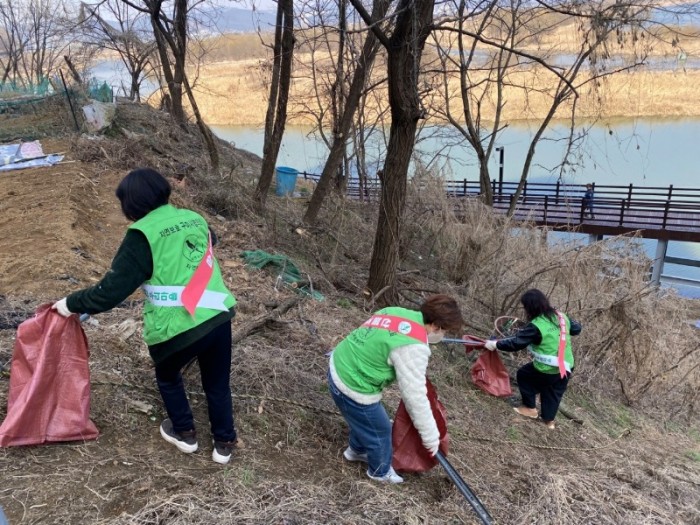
[[516, 362, 570, 421], [154, 321, 236, 442]]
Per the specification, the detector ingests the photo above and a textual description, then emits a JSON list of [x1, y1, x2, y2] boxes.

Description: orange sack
[[471, 349, 512, 398], [392, 379, 449, 473], [0, 304, 99, 447]]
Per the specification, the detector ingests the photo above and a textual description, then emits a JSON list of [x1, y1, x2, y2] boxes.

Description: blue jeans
[[155, 321, 236, 442], [328, 371, 392, 477]]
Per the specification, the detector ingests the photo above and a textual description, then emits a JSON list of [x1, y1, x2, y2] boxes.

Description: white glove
[[52, 297, 72, 317], [484, 340, 498, 351], [424, 438, 439, 457]]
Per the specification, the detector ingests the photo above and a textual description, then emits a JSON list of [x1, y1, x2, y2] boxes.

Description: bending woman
[[484, 289, 581, 430], [328, 295, 463, 483], [52, 168, 238, 464]]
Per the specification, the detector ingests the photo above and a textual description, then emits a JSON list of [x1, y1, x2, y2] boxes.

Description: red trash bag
[[471, 349, 512, 397], [392, 378, 448, 473], [0, 304, 99, 447]]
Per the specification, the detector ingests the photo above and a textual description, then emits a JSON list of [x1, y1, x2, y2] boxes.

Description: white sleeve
[[388, 344, 440, 452]]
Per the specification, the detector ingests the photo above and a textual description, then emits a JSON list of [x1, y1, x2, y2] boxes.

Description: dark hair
[[420, 294, 463, 333], [115, 168, 171, 221], [521, 289, 557, 322]]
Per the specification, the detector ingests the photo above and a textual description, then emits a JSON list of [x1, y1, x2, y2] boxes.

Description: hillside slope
[[0, 99, 698, 525]]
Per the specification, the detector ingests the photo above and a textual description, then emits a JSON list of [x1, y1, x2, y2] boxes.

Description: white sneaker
[[343, 447, 368, 463], [367, 466, 404, 484]]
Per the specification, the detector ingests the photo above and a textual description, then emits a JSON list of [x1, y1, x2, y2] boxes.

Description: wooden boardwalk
[[297, 173, 700, 242], [490, 195, 700, 242]]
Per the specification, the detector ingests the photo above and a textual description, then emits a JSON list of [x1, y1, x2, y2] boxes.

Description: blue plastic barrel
[[275, 166, 299, 197]]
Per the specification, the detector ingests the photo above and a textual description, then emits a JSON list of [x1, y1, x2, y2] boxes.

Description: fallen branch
[[232, 296, 301, 344], [558, 402, 585, 425]]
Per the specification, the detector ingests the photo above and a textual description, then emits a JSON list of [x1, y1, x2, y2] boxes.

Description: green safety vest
[[130, 204, 236, 346], [333, 307, 427, 395], [530, 313, 574, 374]]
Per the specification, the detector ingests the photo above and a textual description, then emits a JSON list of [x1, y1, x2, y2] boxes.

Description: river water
[[211, 119, 700, 298]]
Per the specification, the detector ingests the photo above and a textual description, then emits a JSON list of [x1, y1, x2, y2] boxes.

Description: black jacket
[[496, 316, 582, 352], [67, 228, 233, 365]]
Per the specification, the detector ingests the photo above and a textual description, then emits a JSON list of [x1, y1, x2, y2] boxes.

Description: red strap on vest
[[362, 314, 428, 344], [181, 233, 214, 316], [555, 311, 568, 378]]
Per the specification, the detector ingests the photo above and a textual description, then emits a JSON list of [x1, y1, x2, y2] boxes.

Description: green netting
[[241, 250, 324, 301], [87, 79, 113, 103], [0, 77, 51, 97]]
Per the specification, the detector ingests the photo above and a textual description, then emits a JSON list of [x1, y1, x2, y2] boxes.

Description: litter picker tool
[[392, 380, 494, 524], [435, 451, 494, 525]]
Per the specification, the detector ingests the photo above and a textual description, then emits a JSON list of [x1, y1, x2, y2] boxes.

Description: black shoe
[[159, 418, 198, 453], [212, 439, 237, 464]]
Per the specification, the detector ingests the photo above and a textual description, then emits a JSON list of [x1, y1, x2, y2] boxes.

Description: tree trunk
[[366, 0, 435, 303], [478, 158, 492, 203], [254, 0, 294, 209], [148, 0, 185, 124], [183, 73, 219, 171], [303, 0, 389, 225]]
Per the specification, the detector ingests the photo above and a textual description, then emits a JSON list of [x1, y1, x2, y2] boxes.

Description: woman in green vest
[[328, 294, 463, 483], [484, 289, 581, 429], [52, 168, 239, 464]]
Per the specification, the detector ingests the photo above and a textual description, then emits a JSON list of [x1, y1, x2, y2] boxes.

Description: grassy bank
[[191, 21, 700, 127]]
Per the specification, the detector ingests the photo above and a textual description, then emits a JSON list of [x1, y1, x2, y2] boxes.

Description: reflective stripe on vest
[[361, 314, 428, 344], [528, 310, 570, 377], [142, 284, 229, 312], [528, 347, 572, 373]]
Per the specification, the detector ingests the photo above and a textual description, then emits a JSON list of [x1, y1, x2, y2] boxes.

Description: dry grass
[[193, 53, 700, 126], [1, 102, 700, 525], [189, 17, 700, 127], [398, 170, 700, 418]]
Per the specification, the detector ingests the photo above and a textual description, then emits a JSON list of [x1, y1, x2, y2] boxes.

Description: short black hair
[[116, 168, 171, 221], [521, 288, 557, 323]]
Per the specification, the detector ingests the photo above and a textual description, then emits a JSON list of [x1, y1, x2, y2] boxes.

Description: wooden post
[[544, 195, 548, 223], [663, 201, 670, 229], [555, 180, 560, 205], [523, 181, 528, 203], [619, 199, 626, 226], [667, 184, 673, 201], [627, 183, 633, 209], [59, 70, 80, 132], [463, 178, 467, 197]]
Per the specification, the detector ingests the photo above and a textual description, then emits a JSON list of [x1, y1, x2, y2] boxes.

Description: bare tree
[[0, 2, 25, 84], [347, 0, 434, 303], [302, 0, 391, 224], [121, 0, 219, 170], [0, 0, 70, 87], [430, 0, 700, 213], [78, 1, 156, 101], [254, 0, 294, 209]]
